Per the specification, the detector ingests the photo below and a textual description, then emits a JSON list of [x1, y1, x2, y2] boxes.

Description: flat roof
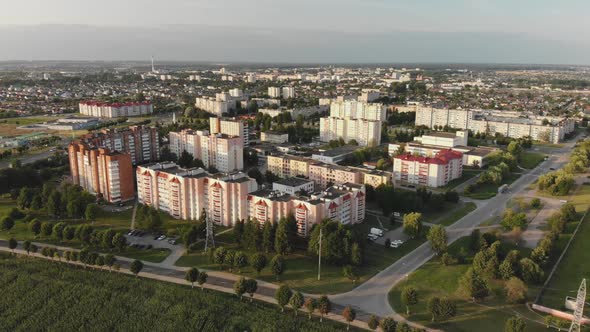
[[275, 177, 313, 187], [425, 131, 458, 138]]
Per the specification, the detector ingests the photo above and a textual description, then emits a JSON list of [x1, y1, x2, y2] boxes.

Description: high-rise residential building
[[393, 149, 463, 188], [68, 143, 135, 203], [209, 117, 249, 146], [281, 86, 295, 99], [268, 87, 281, 98], [319, 100, 386, 146], [77, 126, 160, 165], [136, 163, 257, 225], [248, 183, 365, 237], [79, 101, 153, 118], [169, 129, 244, 173], [415, 107, 575, 144]]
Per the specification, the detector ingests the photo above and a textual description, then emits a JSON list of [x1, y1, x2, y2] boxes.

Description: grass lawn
[[388, 237, 547, 332], [440, 169, 483, 191], [464, 173, 521, 200], [120, 247, 171, 263], [519, 151, 545, 169], [436, 202, 477, 226], [176, 225, 427, 294]]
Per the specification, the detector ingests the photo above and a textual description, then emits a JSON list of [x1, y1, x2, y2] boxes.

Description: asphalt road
[[330, 136, 578, 319]]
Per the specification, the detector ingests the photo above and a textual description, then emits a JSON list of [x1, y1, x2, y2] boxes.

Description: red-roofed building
[[393, 149, 463, 187]]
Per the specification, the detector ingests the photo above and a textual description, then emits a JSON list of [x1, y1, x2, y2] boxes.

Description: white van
[[370, 228, 384, 237]]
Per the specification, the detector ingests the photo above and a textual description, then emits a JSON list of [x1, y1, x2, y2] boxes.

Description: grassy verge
[[0, 253, 354, 331], [437, 202, 477, 226], [464, 173, 521, 200], [388, 237, 544, 332], [519, 151, 545, 169], [440, 169, 483, 190], [176, 229, 428, 294]]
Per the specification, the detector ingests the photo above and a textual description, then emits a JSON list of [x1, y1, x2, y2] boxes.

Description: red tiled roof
[[394, 149, 462, 165], [79, 100, 152, 107]]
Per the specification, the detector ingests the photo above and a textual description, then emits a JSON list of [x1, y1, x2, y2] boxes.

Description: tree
[[317, 295, 331, 323], [104, 254, 115, 272], [379, 317, 397, 332], [177, 150, 195, 168], [52, 222, 66, 241], [505, 277, 528, 304], [23, 240, 31, 255], [561, 203, 577, 222], [304, 297, 316, 320], [504, 317, 526, 332], [234, 277, 247, 301], [270, 255, 286, 280], [274, 218, 291, 255], [250, 253, 267, 275], [519, 258, 544, 284], [244, 278, 258, 303], [427, 225, 447, 255], [459, 267, 490, 302], [275, 285, 292, 312], [17, 187, 33, 210], [1, 216, 14, 231], [8, 237, 17, 253], [185, 267, 200, 288], [130, 260, 143, 277], [214, 247, 227, 268], [46, 191, 62, 218], [507, 141, 522, 156], [368, 315, 379, 330], [85, 203, 100, 221], [234, 251, 248, 273], [401, 286, 418, 315], [350, 242, 362, 266], [343, 265, 358, 284], [289, 291, 304, 316], [342, 306, 356, 330], [197, 271, 208, 290], [30, 244, 38, 255], [112, 232, 127, 252], [29, 219, 41, 236], [530, 198, 541, 209], [402, 212, 423, 238], [41, 222, 53, 236], [261, 221, 275, 253], [225, 250, 236, 272]]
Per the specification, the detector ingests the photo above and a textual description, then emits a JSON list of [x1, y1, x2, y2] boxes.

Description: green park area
[[464, 172, 521, 200], [518, 151, 545, 169], [0, 253, 354, 332]]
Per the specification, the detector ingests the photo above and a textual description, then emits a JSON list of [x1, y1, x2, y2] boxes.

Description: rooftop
[[275, 177, 313, 187]]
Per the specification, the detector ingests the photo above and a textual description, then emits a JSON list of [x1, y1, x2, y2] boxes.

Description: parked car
[[370, 228, 384, 237], [367, 234, 379, 241], [157, 235, 167, 241]]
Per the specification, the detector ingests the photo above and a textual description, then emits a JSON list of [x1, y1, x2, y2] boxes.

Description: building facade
[[319, 101, 386, 146], [68, 143, 135, 203], [248, 183, 365, 236], [78, 126, 160, 165], [169, 129, 244, 173], [393, 149, 463, 188], [209, 117, 249, 146], [79, 101, 153, 118], [136, 163, 257, 225]]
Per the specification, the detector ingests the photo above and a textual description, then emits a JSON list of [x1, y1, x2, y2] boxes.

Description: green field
[[0, 253, 354, 331], [519, 152, 545, 169], [388, 237, 544, 332], [464, 173, 521, 200], [440, 169, 483, 190], [436, 202, 477, 226], [176, 229, 427, 294]]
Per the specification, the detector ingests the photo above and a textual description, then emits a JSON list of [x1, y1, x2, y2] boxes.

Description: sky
[[1, 0, 589, 64]]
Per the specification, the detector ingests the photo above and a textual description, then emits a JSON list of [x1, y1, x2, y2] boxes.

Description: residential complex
[[249, 183, 366, 236], [77, 125, 160, 164], [261, 131, 289, 144], [68, 143, 135, 203], [415, 107, 575, 143], [136, 163, 257, 225], [393, 149, 463, 188], [267, 154, 392, 189], [195, 92, 243, 116], [79, 101, 153, 118], [169, 129, 244, 173], [272, 177, 315, 195], [319, 101, 386, 146], [388, 130, 498, 167], [268, 86, 295, 99], [209, 117, 249, 146]]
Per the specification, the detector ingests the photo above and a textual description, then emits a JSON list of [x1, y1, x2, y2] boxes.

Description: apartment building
[[79, 101, 153, 118], [195, 92, 240, 116], [261, 131, 289, 144], [136, 163, 257, 225], [78, 125, 160, 165], [273, 177, 315, 196], [209, 117, 249, 146], [169, 129, 243, 173], [319, 100, 386, 146], [248, 183, 365, 236], [393, 149, 463, 188], [68, 143, 135, 203], [415, 108, 575, 143], [268, 86, 295, 99], [266, 154, 392, 189]]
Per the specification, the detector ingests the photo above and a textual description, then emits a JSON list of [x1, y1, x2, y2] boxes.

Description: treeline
[[369, 184, 459, 216], [537, 139, 590, 195], [0, 152, 69, 194]]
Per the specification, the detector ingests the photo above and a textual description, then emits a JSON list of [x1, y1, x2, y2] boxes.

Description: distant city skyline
[[1, 0, 589, 64]]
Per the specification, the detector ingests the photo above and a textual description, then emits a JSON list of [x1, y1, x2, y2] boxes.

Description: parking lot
[[124, 230, 180, 251]]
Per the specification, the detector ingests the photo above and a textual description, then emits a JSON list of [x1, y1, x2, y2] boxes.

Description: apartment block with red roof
[[393, 149, 463, 188]]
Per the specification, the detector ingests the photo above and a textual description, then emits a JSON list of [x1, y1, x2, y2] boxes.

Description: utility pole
[[317, 227, 322, 281]]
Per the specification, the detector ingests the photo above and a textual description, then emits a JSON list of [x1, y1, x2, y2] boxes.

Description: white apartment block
[[268, 86, 295, 99], [272, 177, 315, 196], [136, 163, 257, 225], [261, 131, 289, 144], [169, 129, 244, 173], [393, 149, 463, 188], [209, 117, 249, 146], [248, 183, 365, 236], [79, 101, 153, 118], [319, 101, 386, 146], [268, 87, 281, 98], [415, 108, 575, 144]]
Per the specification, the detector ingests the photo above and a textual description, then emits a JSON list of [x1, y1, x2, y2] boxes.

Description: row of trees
[[207, 247, 287, 279], [530, 203, 577, 268], [371, 184, 460, 217], [538, 139, 590, 195]]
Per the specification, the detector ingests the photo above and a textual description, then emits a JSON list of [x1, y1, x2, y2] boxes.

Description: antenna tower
[[569, 279, 586, 332]]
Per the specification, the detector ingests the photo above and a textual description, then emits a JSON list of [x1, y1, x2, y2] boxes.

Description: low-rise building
[[272, 177, 315, 195], [261, 131, 289, 144], [79, 101, 153, 118]]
